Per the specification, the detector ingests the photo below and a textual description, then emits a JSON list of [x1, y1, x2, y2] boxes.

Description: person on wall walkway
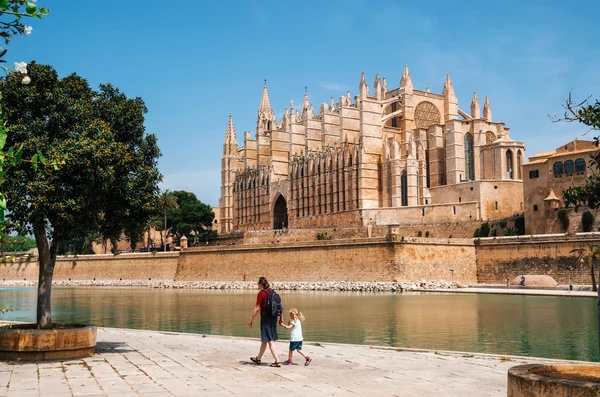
[[248, 276, 282, 367]]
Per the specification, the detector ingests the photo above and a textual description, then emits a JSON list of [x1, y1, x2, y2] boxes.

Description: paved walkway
[[430, 287, 598, 298], [0, 327, 591, 397]]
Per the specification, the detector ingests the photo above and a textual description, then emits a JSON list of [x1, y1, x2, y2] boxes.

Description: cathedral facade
[[219, 66, 525, 233]]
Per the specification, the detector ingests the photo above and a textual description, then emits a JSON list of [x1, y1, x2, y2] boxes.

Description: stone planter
[[508, 364, 600, 397], [0, 323, 96, 361]]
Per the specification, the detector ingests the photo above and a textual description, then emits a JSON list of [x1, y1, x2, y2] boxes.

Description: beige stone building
[[219, 67, 525, 233], [523, 139, 598, 234]]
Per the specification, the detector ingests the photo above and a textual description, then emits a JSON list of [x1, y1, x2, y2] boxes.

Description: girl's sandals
[[269, 362, 281, 367], [250, 357, 261, 365]]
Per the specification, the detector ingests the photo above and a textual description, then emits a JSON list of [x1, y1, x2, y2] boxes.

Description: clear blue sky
[[7, 0, 600, 206]]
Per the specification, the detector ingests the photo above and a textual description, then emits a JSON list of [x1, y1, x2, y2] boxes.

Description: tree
[[555, 93, 600, 350], [1, 63, 161, 329], [157, 189, 179, 251], [571, 244, 600, 292], [167, 191, 216, 246], [3, 235, 35, 252], [554, 94, 600, 210]]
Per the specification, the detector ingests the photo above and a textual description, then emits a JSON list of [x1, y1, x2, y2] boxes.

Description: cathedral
[[219, 66, 525, 233]]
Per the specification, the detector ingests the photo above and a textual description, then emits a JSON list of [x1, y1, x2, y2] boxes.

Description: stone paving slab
[[0, 327, 596, 396], [428, 287, 597, 298]]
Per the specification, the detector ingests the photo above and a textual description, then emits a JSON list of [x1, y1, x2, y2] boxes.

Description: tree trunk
[[32, 217, 57, 329], [164, 208, 167, 252], [592, 262, 598, 292]]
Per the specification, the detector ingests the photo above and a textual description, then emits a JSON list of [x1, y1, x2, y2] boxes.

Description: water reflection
[[0, 287, 597, 361]]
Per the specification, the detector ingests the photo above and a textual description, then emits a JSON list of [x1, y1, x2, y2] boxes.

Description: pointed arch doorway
[[273, 195, 288, 230]]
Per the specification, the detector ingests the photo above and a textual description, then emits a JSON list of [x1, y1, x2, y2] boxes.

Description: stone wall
[[476, 233, 600, 284], [176, 238, 477, 283], [2, 233, 600, 286], [0, 253, 179, 281], [545, 206, 600, 235]]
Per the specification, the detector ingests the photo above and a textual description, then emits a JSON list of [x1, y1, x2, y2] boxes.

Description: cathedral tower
[[220, 114, 239, 233]]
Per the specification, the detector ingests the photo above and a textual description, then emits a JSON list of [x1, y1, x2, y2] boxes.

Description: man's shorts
[[289, 341, 303, 351]]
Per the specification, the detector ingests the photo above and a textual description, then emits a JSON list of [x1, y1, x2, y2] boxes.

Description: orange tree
[[0, 63, 161, 329]]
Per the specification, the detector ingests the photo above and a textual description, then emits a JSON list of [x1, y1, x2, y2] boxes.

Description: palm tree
[[157, 190, 179, 252], [571, 244, 600, 292], [571, 243, 600, 353]]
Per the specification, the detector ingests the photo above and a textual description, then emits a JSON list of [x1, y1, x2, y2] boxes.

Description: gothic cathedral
[[219, 66, 525, 233]]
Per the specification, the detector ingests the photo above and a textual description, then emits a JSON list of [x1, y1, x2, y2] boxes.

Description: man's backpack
[[265, 289, 283, 317]]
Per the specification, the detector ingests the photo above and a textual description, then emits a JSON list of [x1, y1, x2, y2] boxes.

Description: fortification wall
[[0, 253, 179, 281], [2, 233, 599, 286], [176, 238, 477, 283], [476, 233, 600, 284]]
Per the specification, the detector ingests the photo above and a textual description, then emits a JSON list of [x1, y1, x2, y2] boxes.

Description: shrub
[[479, 222, 491, 237], [491, 228, 497, 237], [503, 227, 519, 236], [425, 231, 430, 238], [514, 216, 525, 234], [417, 231, 423, 237], [582, 211, 595, 232], [499, 219, 507, 229], [557, 209, 570, 231], [316, 232, 329, 240], [474, 228, 480, 238]]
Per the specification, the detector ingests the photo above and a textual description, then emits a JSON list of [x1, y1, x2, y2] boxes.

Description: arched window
[[464, 133, 475, 181], [401, 171, 408, 207], [553, 161, 563, 177], [517, 150, 523, 180], [506, 150, 514, 179], [575, 158, 586, 174], [267, 121, 272, 130], [564, 160, 574, 175]]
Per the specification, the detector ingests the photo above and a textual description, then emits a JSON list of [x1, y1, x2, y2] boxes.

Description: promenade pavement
[[430, 287, 598, 298], [0, 327, 587, 397]]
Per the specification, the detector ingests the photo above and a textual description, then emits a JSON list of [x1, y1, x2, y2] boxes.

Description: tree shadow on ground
[[95, 341, 136, 354]]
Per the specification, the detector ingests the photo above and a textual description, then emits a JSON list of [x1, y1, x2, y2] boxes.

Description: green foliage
[[514, 216, 525, 235], [571, 244, 600, 292], [316, 232, 330, 240], [559, 96, 600, 210], [557, 209, 570, 231], [503, 227, 519, 236], [416, 231, 422, 237], [1, 62, 162, 250], [499, 219, 507, 229], [479, 222, 491, 237], [166, 190, 215, 243], [582, 211, 595, 232], [2, 235, 35, 251], [473, 228, 480, 238]]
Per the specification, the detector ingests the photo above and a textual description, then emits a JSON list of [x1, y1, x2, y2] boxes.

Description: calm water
[[0, 287, 598, 362]]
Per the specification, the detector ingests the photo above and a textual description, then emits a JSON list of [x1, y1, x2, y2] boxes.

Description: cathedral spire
[[225, 113, 237, 145], [258, 80, 272, 115], [442, 74, 456, 99], [470, 91, 480, 119], [359, 72, 369, 98], [257, 80, 275, 134], [483, 95, 492, 122], [374, 74, 382, 100], [301, 87, 313, 119], [443, 74, 458, 121], [399, 65, 413, 93]]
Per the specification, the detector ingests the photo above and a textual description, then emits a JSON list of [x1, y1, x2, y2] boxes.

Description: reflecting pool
[[0, 287, 597, 361]]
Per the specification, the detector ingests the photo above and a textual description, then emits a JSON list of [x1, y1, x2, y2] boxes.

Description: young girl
[[279, 308, 311, 366]]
